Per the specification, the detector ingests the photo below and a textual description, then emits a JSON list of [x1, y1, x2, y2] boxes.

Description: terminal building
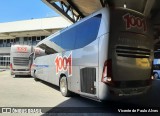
[[0, 17, 71, 69]]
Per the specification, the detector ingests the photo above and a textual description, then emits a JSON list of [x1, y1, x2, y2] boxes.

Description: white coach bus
[[10, 45, 32, 76], [31, 7, 154, 101]]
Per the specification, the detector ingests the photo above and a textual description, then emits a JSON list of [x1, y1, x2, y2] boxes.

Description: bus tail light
[[31, 64, 35, 69], [10, 63, 13, 70], [30, 64, 32, 70], [102, 59, 113, 84]]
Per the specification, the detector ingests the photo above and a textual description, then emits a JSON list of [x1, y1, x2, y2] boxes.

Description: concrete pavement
[[0, 70, 160, 115]]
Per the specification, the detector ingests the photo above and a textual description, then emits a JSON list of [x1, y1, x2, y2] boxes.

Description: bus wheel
[[154, 73, 159, 79], [60, 76, 70, 97], [33, 70, 39, 81], [34, 77, 39, 81]]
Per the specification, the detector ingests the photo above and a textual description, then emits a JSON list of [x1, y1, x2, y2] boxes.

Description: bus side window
[[75, 14, 102, 49], [48, 14, 101, 51], [61, 28, 76, 51], [51, 35, 61, 47]]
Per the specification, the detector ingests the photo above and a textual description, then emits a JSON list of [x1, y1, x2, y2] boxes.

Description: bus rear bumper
[[11, 71, 31, 76], [109, 86, 151, 97], [98, 82, 151, 101]]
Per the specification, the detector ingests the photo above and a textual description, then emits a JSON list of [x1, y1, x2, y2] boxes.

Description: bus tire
[[60, 76, 70, 97], [34, 77, 39, 81], [33, 70, 39, 81]]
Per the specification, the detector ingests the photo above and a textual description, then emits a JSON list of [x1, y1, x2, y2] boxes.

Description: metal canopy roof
[[42, 0, 157, 22], [42, 0, 104, 23], [43, 0, 160, 50]]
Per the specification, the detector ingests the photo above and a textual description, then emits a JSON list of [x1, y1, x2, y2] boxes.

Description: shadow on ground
[[13, 75, 33, 78], [35, 79, 160, 114]]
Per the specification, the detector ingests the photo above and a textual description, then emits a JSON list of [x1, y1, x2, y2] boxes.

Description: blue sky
[[0, 0, 59, 23]]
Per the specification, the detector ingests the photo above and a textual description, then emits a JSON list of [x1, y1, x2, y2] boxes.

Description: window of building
[[3, 40, 6, 43], [0, 40, 3, 47], [32, 36, 36, 45], [10, 39, 15, 45], [24, 37, 28, 45], [36, 37, 41, 41], [10, 39, 13, 43], [28, 37, 32, 41], [10, 39, 14, 44], [3, 40, 7, 47], [15, 38, 20, 44], [28, 37, 32, 45], [41, 36, 45, 40], [6, 39, 11, 47]]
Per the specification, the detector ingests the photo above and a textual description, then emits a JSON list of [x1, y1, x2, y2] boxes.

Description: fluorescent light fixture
[[124, 3, 126, 8]]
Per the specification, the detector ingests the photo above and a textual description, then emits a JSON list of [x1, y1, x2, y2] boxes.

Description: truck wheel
[[60, 76, 70, 97]]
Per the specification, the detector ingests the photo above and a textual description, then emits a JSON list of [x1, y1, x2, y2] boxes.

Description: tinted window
[[75, 14, 102, 49], [61, 28, 76, 50], [51, 35, 61, 47], [50, 14, 101, 51], [51, 29, 76, 51]]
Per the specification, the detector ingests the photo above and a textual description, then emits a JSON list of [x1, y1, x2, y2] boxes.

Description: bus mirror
[[29, 52, 34, 56], [29, 52, 34, 60]]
